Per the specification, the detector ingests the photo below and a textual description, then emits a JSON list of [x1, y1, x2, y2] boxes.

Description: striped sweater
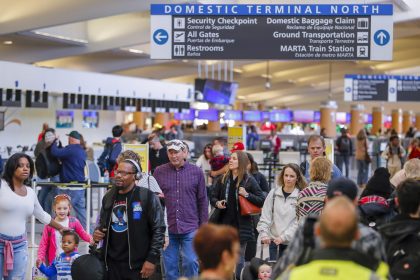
[[296, 181, 327, 220], [39, 251, 80, 280]]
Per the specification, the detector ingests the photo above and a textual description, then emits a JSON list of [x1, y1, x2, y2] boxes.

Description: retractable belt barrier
[[30, 181, 111, 247]]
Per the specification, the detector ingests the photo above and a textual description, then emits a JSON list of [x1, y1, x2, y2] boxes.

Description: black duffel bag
[[72, 245, 105, 280]]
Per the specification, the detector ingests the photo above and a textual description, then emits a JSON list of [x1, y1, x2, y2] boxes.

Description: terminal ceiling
[[0, 0, 419, 112]]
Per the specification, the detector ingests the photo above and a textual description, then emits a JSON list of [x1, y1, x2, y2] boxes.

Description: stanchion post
[[86, 180, 91, 234], [30, 180, 38, 248]]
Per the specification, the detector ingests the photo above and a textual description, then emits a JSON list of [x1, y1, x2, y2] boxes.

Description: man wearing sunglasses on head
[[93, 159, 166, 280], [154, 140, 208, 280]]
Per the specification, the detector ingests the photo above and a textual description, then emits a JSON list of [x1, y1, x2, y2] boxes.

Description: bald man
[[273, 178, 386, 277], [279, 197, 388, 280]]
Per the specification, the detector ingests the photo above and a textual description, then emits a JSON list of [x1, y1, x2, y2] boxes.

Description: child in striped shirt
[[37, 230, 80, 280]]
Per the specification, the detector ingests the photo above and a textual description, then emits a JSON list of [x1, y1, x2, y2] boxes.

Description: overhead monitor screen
[[270, 110, 293, 122], [197, 109, 219, 121], [195, 78, 238, 105], [293, 110, 314, 123], [243, 110, 262, 122], [224, 110, 242, 121], [174, 109, 195, 121]]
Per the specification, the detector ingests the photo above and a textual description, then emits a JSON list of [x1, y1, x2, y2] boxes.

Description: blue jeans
[[268, 242, 287, 261], [37, 175, 60, 215], [336, 154, 350, 177], [56, 189, 86, 228], [164, 232, 198, 280], [0, 234, 28, 280], [357, 160, 369, 185], [236, 242, 247, 280]]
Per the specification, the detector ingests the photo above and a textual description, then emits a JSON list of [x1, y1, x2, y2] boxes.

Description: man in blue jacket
[[51, 130, 87, 227]]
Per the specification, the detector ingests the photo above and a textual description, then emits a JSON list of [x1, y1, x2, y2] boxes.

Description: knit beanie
[[361, 167, 394, 199]]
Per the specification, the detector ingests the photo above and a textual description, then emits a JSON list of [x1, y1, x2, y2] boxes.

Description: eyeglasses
[[115, 170, 136, 176]]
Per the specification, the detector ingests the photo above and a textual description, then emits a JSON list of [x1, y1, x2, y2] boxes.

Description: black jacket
[[98, 186, 166, 270], [210, 173, 265, 243]]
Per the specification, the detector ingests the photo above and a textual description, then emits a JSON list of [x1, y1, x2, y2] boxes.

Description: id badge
[[132, 201, 143, 220]]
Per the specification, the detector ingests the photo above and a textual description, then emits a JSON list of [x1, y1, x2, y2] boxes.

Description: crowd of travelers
[[0, 122, 420, 280]]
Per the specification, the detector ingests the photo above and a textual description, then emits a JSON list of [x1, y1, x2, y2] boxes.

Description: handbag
[[239, 195, 261, 216]]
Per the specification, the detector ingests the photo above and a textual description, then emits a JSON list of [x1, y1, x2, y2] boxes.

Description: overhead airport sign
[[150, 4, 393, 60], [344, 75, 420, 102]]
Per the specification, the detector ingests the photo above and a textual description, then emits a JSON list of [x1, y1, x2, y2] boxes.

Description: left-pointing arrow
[[153, 29, 169, 45]]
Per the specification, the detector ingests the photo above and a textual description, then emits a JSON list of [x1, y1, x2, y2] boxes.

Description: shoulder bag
[[238, 176, 261, 216]]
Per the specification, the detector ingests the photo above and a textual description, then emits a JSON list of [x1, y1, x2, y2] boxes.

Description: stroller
[[240, 242, 279, 280]]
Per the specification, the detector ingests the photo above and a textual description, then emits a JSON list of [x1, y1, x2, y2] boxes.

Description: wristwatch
[[245, 193, 249, 198]]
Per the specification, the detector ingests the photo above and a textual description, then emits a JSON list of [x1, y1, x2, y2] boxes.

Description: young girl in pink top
[[37, 194, 92, 266]]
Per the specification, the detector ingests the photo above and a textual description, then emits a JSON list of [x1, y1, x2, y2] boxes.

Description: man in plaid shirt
[[272, 177, 386, 278]]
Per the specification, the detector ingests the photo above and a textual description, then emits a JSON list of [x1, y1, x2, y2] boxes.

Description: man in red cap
[[231, 141, 245, 153]]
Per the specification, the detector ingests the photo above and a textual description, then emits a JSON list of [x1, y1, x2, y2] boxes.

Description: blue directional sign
[[153, 29, 169, 45], [344, 75, 420, 102], [151, 4, 393, 60], [374, 30, 390, 46]]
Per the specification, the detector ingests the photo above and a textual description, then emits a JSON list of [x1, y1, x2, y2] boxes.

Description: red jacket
[[37, 216, 92, 265]]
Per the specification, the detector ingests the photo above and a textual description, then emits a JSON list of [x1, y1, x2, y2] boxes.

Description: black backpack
[[97, 141, 119, 175], [339, 137, 351, 153], [385, 230, 420, 279], [35, 149, 61, 179]]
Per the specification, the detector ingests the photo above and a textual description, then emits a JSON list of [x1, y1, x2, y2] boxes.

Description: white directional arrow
[[377, 32, 387, 45], [154, 32, 168, 43]]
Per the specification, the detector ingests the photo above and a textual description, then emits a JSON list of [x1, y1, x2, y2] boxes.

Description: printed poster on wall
[[228, 126, 247, 152], [56, 110, 74, 129], [82, 111, 99, 128], [324, 138, 335, 164], [122, 144, 149, 173]]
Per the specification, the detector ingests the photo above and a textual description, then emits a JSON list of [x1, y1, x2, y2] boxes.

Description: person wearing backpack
[[92, 159, 166, 280], [34, 128, 61, 214], [97, 125, 123, 176], [358, 168, 396, 230], [336, 128, 353, 178], [380, 179, 420, 280], [278, 197, 389, 280], [381, 135, 406, 177], [272, 177, 387, 279]]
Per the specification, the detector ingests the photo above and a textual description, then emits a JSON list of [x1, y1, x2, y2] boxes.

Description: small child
[[37, 194, 92, 267], [209, 144, 229, 173], [38, 231, 80, 280], [258, 263, 272, 280]]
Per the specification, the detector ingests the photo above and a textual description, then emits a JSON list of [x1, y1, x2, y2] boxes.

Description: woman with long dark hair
[[210, 151, 265, 280], [0, 153, 65, 279]]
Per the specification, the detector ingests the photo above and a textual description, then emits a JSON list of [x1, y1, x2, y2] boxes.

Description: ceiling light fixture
[[127, 48, 144, 54], [33, 31, 88, 44], [3, 40, 13, 45], [265, 61, 271, 89]]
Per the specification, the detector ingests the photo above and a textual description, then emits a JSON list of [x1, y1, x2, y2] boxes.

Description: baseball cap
[[167, 139, 186, 151], [66, 130, 81, 140], [326, 177, 358, 200], [231, 142, 245, 153]]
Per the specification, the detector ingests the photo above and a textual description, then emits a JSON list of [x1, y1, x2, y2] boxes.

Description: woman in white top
[[257, 163, 307, 261], [195, 144, 213, 186], [0, 153, 65, 279]]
